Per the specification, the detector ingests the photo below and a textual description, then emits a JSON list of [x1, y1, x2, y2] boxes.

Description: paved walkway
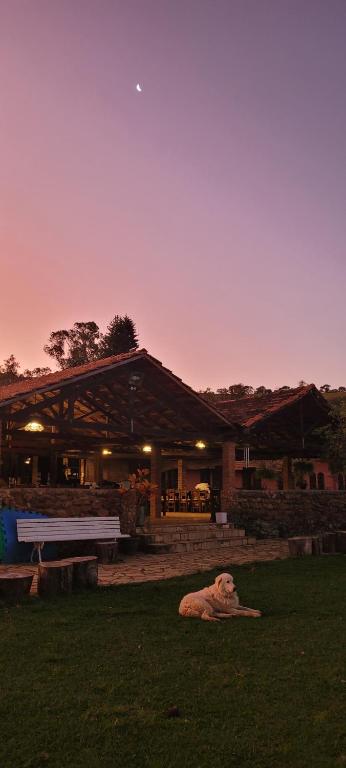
[[0, 540, 289, 593]]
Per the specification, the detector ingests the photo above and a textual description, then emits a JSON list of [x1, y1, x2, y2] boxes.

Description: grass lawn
[[0, 557, 345, 768]]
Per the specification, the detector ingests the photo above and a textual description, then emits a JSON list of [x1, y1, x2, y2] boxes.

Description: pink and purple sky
[[1, 0, 345, 391]]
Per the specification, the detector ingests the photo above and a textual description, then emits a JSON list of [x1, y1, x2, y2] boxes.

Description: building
[[0, 350, 334, 518]]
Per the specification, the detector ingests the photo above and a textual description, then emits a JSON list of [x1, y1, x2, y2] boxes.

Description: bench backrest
[[17, 516, 122, 542]]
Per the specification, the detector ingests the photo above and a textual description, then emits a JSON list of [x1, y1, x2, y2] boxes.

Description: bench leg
[[32, 543, 44, 564]]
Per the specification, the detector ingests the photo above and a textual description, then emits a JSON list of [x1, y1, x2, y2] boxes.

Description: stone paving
[[0, 539, 289, 594]]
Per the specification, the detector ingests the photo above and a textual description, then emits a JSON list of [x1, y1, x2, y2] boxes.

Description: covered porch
[[0, 350, 240, 520]]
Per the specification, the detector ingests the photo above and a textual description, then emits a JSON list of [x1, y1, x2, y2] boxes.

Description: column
[[221, 441, 236, 513], [282, 457, 293, 490], [177, 459, 186, 492], [49, 452, 58, 486], [94, 455, 103, 485], [150, 444, 162, 519], [32, 456, 39, 486]]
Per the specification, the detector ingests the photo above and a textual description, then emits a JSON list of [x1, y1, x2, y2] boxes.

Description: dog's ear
[[215, 575, 223, 590]]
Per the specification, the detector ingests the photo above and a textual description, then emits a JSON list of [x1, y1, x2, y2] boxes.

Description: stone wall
[[229, 490, 346, 538], [0, 487, 137, 535]]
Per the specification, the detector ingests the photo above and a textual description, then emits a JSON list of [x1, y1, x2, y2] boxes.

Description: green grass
[[1, 557, 345, 768]]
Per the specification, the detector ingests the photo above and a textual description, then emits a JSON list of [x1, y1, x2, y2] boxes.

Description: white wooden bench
[[17, 516, 129, 563]]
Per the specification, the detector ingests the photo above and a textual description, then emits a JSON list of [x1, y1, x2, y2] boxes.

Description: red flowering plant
[[119, 468, 158, 532]]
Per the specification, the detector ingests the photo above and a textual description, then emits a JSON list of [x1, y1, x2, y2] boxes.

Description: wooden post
[[150, 444, 162, 519], [221, 441, 236, 513]]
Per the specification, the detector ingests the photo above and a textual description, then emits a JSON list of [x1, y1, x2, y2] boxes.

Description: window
[[317, 472, 325, 490]]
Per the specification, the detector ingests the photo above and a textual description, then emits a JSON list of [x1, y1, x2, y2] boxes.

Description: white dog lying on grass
[[179, 573, 262, 622]]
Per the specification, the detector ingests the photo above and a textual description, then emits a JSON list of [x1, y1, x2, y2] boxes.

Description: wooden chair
[[199, 491, 208, 513], [166, 490, 176, 512], [179, 491, 188, 512], [192, 491, 201, 513]]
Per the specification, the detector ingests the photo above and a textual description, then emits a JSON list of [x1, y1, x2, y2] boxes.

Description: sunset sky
[[1, 0, 346, 391]]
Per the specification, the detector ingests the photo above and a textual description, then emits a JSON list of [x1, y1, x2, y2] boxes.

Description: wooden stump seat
[[0, 572, 34, 604], [336, 531, 346, 553], [37, 556, 99, 597], [321, 532, 337, 554], [37, 560, 74, 598], [288, 537, 313, 557], [65, 556, 98, 588], [95, 540, 118, 564]]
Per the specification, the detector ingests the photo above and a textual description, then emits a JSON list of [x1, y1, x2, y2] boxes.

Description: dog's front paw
[[252, 610, 262, 618]]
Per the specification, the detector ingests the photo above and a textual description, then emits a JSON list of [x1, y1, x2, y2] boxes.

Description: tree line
[[199, 381, 346, 403], [0, 314, 138, 385]]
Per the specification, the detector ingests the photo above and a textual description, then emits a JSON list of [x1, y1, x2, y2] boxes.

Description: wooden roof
[[0, 350, 238, 453], [217, 384, 330, 454]]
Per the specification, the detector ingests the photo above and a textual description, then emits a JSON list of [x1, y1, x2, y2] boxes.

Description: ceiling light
[[24, 421, 44, 432], [142, 444, 152, 453], [102, 449, 112, 456], [195, 440, 206, 450]]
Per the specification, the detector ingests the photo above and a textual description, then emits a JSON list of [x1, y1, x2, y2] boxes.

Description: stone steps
[[144, 537, 256, 555], [136, 521, 256, 555], [141, 529, 246, 544]]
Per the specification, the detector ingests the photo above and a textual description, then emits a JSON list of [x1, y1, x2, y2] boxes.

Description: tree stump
[[288, 537, 313, 556], [95, 540, 118, 564], [322, 532, 337, 554], [311, 535, 323, 555], [0, 572, 33, 604], [66, 556, 98, 588], [336, 531, 346, 554], [37, 560, 73, 598]]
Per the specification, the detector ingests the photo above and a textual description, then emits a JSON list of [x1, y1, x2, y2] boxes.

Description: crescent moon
[[136, 83, 142, 92]]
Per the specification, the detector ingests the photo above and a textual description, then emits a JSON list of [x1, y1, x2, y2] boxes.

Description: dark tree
[[254, 386, 272, 397], [23, 366, 52, 378], [0, 355, 21, 385], [199, 383, 254, 402], [319, 402, 346, 473], [99, 315, 139, 357], [44, 322, 101, 369], [223, 384, 254, 399]]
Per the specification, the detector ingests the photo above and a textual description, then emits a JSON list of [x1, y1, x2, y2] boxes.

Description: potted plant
[[119, 469, 157, 554]]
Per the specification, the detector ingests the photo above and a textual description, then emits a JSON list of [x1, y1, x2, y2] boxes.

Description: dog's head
[[214, 573, 237, 597]]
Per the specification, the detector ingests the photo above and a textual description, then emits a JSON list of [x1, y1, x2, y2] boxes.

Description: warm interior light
[[195, 440, 206, 450], [24, 457, 31, 465], [24, 421, 44, 432], [142, 444, 152, 453], [102, 449, 112, 456]]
